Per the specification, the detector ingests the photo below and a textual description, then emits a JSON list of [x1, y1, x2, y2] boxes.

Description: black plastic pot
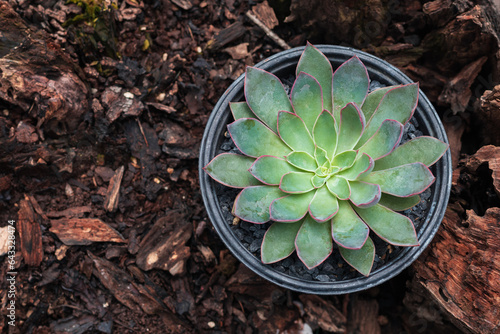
[[199, 45, 452, 295]]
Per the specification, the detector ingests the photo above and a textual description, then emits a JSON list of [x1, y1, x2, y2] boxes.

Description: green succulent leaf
[[374, 136, 449, 171], [359, 83, 418, 145], [326, 176, 350, 200], [361, 86, 394, 121], [270, 191, 315, 222], [362, 162, 435, 197], [230, 101, 255, 120], [337, 153, 374, 180], [313, 110, 337, 160], [349, 181, 381, 208], [332, 150, 357, 170], [250, 155, 300, 185], [278, 111, 315, 154], [228, 118, 291, 158], [331, 200, 369, 249], [357, 119, 403, 160], [295, 215, 333, 269], [296, 42, 333, 112], [336, 103, 365, 153], [204, 153, 261, 188], [378, 193, 420, 211], [234, 186, 285, 223], [244, 66, 293, 132], [311, 174, 328, 188], [286, 151, 317, 171], [315, 146, 329, 167], [332, 56, 369, 120], [291, 72, 324, 132], [309, 186, 339, 222], [280, 171, 315, 194], [261, 220, 302, 264], [339, 237, 375, 276], [354, 204, 419, 246]]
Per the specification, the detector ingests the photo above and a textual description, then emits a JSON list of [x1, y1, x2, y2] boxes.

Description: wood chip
[[50, 218, 126, 246], [46, 206, 92, 218], [104, 165, 124, 212], [466, 145, 500, 195], [410, 208, 500, 333], [299, 294, 347, 333], [170, 0, 192, 10], [346, 298, 380, 334], [18, 198, 43, 266], [223, 43, 250, 60], [136, 212, 192, 275], [252, 0, 279, 30], [0, 226, 10, 256]]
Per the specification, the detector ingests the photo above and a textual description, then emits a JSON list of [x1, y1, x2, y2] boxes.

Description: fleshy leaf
[[339, 237, 375, 276], [338, 153, 374, 180], [270, 191, 315, 222], [361, 86, 394, 121], [280, 172, 315, 194], [336, 103, 365, 153], [296, 42, 333, 112], [315, 146, 329, 167], [362, 162, 435, 197], [278, 111, 315, 154], [374, 136, 449, 171], [233, 186, 285, 223], [326, 176, 350, 200], [261, 220, 302, 263], [332, 150, 357, 170], [313, 110, 337, 160], [295, 215, 333, 269], [228, 118, 291, 158], [354, 204, 419, 246], [204, 153, 261, 188], [286, 151, 317, 171], [250, 155, 299, 185], [359, 83, 419, 145], [309, 186, 339, 222], [245, 66, 293, 132], [378, 193, 420, 211], [331, 200, 369, 249], [332, 56, 369, 120], [291, 72, 323, 132], [357, 119, 403, 160], [311, 174, 327, 188], [349, 181, 381, 208], [230, 101, 255, 120]]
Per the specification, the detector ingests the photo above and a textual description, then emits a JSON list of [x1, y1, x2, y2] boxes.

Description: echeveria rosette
[[203, 43, 449, 277]]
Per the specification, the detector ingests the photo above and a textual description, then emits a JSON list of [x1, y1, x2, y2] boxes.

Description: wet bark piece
[[410, 207, 500, 334], [347, 298, 380, 334], [252, 1, 279, 30], [50, 218, 125, 246], [0, 1, 88, 134], [136, 212, 192, 275], [299, 295, 347, 333], [207, 21, 246, 50], [17, 198, 43, 266]]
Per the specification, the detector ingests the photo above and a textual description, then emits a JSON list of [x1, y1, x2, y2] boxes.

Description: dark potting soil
[[214, 79, 433, 282]]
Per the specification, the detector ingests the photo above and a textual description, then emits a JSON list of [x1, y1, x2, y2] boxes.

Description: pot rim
[[199, 45, 452, 294]]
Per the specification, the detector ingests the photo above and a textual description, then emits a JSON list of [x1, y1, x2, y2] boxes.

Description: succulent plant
[[204, 43, 448, 276]]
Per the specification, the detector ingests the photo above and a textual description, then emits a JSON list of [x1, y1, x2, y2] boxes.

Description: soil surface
[[1, 0, 499, 333]]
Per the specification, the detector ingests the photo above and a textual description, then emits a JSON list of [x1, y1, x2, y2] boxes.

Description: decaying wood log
[[17, 198, 43, 266], [136, 212, 192, 275], [466, 145, 500, 195], [408, 202, 500, 332], [0, 1, 88, 135], [50, 218, 126, 246], [104, 165, 124, 212]]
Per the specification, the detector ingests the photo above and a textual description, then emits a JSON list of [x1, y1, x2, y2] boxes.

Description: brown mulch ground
[[1, 0, 499, 333]]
